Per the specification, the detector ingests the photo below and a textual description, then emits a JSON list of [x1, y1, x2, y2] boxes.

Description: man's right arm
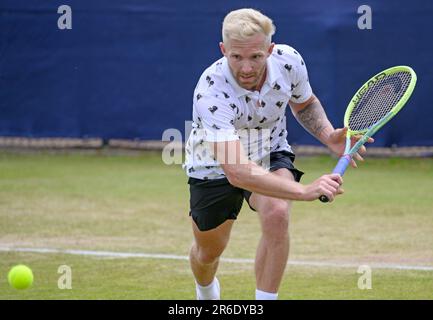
[[214, 140, 343, 202]]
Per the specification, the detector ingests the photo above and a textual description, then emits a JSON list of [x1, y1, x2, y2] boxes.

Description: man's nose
[[240, 62, 253, 74]]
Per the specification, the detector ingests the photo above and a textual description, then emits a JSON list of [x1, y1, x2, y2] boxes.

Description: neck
[[252, 66, 267, 92]]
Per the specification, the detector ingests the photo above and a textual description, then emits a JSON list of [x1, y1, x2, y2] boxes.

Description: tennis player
[[183, 8, 371, 300]]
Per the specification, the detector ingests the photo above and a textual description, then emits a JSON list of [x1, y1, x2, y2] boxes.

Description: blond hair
[[222, 8, 276, 45]]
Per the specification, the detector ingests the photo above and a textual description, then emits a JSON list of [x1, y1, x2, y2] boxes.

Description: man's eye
[[253, 55, 262, 59]]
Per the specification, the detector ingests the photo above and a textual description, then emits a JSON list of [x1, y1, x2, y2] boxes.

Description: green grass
[[0, 151, 432, 299], [1, 252, 432, 300]]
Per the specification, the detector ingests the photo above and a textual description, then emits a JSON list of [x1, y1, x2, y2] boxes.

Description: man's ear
[[267, 42, 275, 55], [219, 42, 226, 56]]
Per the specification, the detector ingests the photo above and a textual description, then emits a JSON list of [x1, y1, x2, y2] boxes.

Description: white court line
[[1, 246, 433, 271]]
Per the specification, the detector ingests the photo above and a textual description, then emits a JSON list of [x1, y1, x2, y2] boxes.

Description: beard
[[235, 67, 266, 91], [237, 74, 259, 89]]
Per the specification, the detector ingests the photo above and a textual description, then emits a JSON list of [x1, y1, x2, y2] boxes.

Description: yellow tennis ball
[[8, 265, 34, 290]]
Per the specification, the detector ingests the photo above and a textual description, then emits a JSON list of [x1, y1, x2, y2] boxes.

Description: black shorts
[[188, 151, 304, 231]]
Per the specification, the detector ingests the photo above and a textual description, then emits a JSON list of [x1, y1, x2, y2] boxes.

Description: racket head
[[343, 66, 417, 136]]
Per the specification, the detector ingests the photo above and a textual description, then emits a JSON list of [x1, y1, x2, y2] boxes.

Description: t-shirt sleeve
[[194, 95, 239, 142], [289, 52, 313, 104]]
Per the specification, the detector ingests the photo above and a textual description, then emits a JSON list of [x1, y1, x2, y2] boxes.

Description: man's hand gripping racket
[[319, 66, 417, 202]]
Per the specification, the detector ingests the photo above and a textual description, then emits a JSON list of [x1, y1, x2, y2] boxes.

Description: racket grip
[[332, 155, 352, 176], [319, 155, 351, 203]]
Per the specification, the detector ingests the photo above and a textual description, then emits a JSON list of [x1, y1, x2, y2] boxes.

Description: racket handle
[[319, 155, 351, 203], [319, 195, 330, 202], [332, 154, 352, 176]]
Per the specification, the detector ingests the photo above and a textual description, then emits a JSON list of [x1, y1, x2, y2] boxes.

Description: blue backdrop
[[1, 0, 432, 146]]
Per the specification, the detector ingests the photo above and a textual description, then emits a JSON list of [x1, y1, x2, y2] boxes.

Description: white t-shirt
[[183, 44, 312, 180]]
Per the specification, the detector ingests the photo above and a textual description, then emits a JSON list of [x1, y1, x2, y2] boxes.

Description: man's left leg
[[248, 168, 294, 299]]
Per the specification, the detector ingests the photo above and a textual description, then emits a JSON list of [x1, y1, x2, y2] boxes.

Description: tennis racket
[[319, 65, 417, 203]]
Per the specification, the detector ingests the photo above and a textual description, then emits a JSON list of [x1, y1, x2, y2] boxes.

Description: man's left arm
[[289, 95, 371, 167], [289, 94, 334, 146], [286, 50, 373, 164]]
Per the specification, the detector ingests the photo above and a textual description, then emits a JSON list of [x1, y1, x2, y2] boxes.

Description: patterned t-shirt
[[183, 44, 312, 180]]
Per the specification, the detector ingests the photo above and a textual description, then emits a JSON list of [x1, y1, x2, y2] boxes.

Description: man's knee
[[191, 219, 233, 265], [261, 200, 290, 236], [194, 244, 225, 265]]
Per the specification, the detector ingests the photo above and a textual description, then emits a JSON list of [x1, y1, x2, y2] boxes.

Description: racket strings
[[348, 71, 412, 131]]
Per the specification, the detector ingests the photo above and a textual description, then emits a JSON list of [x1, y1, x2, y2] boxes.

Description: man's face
[[220, 33, 274, 91]]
